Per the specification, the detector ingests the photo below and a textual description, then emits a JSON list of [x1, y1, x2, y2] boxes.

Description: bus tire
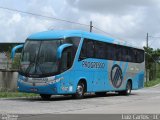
[[40, 94, 51, 100], [73, 82, 85, 99], [118, 81, 132, 95], [95, 92, 106, 96]]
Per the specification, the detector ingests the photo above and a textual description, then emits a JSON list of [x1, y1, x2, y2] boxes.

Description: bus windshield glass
[[19, 37, 80, 77], [20, 40, 60, 77]]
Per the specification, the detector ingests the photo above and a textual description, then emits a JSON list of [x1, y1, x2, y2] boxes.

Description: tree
[[144, 47, 160, 80]]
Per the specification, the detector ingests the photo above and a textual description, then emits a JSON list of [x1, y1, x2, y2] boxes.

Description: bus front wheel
[[40, 94, 51, 100], [73, 82, 85, 99]]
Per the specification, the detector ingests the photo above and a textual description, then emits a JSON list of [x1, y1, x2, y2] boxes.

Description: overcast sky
[[0, 0, 160, 49]]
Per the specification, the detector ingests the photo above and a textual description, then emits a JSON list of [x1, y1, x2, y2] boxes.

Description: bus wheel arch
[[127, 79, 132, 90], [125, 79, 132, 95], [118, 79, 132, 96], [78, 79, 87, 92], [73, 79, 87, 99]]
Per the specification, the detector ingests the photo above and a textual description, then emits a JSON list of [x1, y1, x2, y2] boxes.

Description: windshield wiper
[[24, 62, 35, 75]]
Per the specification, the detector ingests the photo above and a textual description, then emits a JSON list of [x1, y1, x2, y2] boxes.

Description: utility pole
[[90, 21, 93, 32], [147, 33, 149, 49], [146, 33, 149, 83]]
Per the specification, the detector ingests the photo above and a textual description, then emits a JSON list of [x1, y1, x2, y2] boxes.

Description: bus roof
[[28, 30, 143, 50]]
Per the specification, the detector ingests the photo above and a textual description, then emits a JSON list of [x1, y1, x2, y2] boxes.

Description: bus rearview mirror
[[11, 44, 24, 60], [56, 43, 73, 59]]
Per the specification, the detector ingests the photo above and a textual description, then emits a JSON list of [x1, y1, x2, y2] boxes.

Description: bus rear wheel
[[40, 94, 51, 100], [73, 82, 85, 99], [118, 81, 132, 95]]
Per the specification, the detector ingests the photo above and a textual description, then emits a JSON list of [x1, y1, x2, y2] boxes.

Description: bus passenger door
[[60, 48, 72, 72], [59, 46, 73, 93]]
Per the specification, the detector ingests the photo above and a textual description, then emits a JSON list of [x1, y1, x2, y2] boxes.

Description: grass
[[0, 91, 39, 98], [145, 78, 160, 87]]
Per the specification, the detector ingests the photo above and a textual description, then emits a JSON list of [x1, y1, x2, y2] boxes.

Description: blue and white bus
[[11, 30, 145, 100]]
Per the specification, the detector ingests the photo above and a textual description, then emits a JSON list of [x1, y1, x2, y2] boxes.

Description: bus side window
[[106, 44, 115, 60], [80, 40, 86, 58], [125, 47, 131, 62], [140, 50, 145, 63], [129, 48, 134, 62], [80, 39, 94, 59], [133, 49, 138, 63], [86, 41, 94, 58], [121, 47, 126, 61], [95, 41, 106, 59], [137, 49, 144, 63], [115, 45, 122, 61]]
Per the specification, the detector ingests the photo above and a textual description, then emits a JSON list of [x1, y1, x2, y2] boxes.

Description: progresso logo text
[[82, 61, 105, 69]]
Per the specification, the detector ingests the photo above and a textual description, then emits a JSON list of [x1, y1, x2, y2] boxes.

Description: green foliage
[[5, 47, 21, 71], [145, 78, 160, 87], [144, 46, 160, 80], [144, 47, 160, 67], [11, 54, 21, 70], [0, 92, 38, 98]]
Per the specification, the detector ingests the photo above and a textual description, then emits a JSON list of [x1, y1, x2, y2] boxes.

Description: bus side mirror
[[56, 43, 73, 59], [11, 44, 24, 60]]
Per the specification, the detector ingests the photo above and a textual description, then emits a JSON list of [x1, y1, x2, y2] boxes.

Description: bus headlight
[[47, 77, 64, 84]]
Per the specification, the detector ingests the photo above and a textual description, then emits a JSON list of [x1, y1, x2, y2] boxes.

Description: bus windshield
[[19, 37, 81, 77], [20, 40, 61, 77]]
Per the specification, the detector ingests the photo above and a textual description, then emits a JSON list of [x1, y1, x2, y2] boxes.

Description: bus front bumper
[[17, 80, 58, 95]]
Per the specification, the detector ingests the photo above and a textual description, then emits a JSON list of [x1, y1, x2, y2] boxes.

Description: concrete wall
[[0, 72, 18, 91]]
